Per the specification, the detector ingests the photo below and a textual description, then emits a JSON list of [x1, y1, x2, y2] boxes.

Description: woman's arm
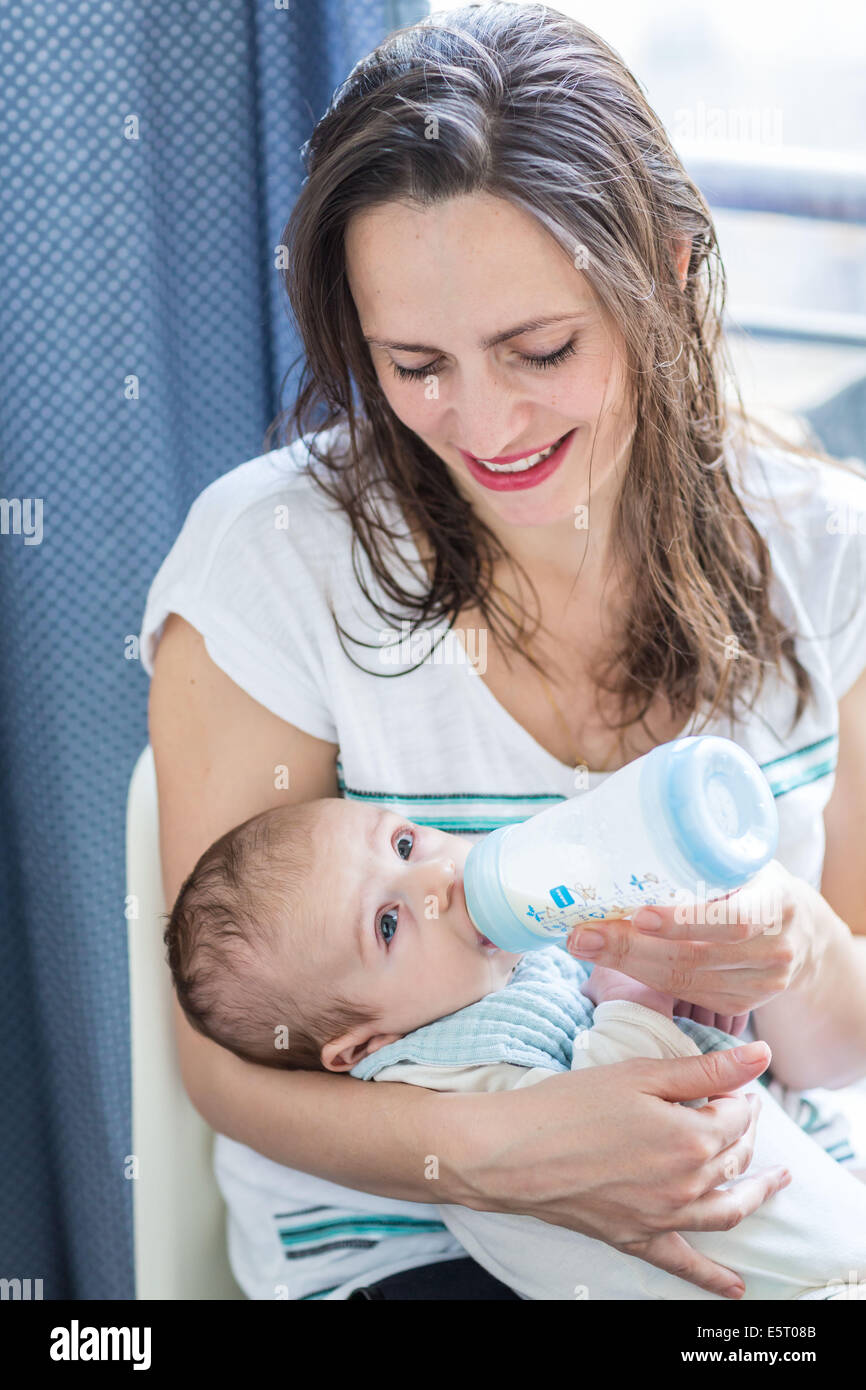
[[150, 612, 342, 1121], [752, 667, 866, 1089], [150, 613, 788, 1297], [170, 992, 468, 1200], [751, 884, 866, 1090], [820, 666, 866, 938]]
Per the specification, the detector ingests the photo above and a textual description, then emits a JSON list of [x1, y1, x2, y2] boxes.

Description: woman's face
[[345, 190, 635, 535]]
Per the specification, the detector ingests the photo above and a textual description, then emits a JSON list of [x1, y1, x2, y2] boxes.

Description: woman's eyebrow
[[363, 310, 590, 355]]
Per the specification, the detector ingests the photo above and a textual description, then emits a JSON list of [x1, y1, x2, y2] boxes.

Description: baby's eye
[[394, 827, 415, 860], [378, 909, 399, 946], [374, 827, 415, 947]]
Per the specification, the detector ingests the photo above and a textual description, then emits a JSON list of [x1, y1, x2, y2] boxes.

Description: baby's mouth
[[457, 876, 497, 950]]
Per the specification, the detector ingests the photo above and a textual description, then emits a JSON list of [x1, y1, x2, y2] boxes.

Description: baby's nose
[[443, 858, 456, 906], [423, 857, 456, 915]]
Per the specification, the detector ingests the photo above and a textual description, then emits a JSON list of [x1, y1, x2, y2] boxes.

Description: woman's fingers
[[614, 1092, 791, 1297], [569, 902, 772, 949], [567, 925, 777, 1011], [631, 900, 776, 942], [566, 862, 802, 1013], [675, 1164, 793, 1234], [570, 927, 763, 976], [621, 1168, 791, 1298], [649, 1044, 771, 1111], [629, 861, 788, 943], [696, 1092, 762, 1187], [622, 1230, 747, 1299]]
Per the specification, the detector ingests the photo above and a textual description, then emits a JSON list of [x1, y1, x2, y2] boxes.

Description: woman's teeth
[[476, 438, 562, 473]]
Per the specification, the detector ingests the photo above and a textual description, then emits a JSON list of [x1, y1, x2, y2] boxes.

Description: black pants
[[346, 1256, 521, 1300]]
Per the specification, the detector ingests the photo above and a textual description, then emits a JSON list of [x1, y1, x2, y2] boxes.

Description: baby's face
[[296, 798, 523, 1071]]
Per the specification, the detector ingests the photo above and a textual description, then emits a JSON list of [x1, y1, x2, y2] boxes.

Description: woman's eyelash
[[389, 338, 577, 382], [375, 825, 415, 947]]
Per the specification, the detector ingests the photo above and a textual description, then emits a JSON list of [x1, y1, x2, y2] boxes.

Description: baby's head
[[164, 797, 522, 1073]]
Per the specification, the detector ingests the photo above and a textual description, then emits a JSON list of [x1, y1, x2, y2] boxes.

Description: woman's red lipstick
[[458, 428, 576, 491]]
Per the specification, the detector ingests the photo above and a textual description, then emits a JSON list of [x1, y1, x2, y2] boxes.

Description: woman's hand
[[462, 1041, 790, 1299], [565, 860, 814, 1016]]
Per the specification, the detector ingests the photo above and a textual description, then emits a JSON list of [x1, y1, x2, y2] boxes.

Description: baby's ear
[[321, 1029, 403, 1072]]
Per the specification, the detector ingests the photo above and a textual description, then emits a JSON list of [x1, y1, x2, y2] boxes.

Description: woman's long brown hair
[[265, 1, 864, 746]]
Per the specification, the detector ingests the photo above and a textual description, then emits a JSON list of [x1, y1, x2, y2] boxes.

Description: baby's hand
[[580, 965, 676, 1018], [671, 1000, 751, 1037]]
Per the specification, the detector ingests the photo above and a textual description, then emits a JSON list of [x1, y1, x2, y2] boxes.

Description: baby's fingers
[[688, 1004, 725, 1029]]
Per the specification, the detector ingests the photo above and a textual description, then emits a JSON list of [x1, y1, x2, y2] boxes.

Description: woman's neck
[[406, 441, 631, 648]]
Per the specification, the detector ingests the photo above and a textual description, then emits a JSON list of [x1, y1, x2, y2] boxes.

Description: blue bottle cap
[[643, 735, 778, 892]]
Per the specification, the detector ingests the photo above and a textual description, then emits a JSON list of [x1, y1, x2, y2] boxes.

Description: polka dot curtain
[[0, 0, 425, 1300]]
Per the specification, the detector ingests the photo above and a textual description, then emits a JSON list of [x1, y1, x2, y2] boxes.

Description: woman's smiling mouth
[[472, 434, 565, 470], [458, 428, 577, 492]]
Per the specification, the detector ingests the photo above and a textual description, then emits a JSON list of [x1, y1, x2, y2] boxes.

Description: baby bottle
[[463, 735, 778, 952]]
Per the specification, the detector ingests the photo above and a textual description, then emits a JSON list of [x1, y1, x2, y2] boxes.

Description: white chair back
[[126, 745, 244, 1299]]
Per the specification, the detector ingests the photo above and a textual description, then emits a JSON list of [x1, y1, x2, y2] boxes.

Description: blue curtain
[[0, 0, 428, 1301]]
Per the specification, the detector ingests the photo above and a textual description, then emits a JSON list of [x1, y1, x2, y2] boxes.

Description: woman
[[142, 3, 866, 1300]]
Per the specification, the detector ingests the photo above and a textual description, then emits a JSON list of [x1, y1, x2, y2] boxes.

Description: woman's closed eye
[[376, 825, 415, 947], [388, 337, 578, 382]]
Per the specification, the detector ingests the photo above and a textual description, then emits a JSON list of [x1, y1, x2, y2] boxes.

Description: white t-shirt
[[139, 423, 866, 1299]]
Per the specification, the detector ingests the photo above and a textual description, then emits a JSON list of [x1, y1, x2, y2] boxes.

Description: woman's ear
[[673, 235, 691, 291], [320, 1026, 403, 1072]]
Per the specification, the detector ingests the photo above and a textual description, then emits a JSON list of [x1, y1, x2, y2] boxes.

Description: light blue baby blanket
[[350, 948, 738, 1080]]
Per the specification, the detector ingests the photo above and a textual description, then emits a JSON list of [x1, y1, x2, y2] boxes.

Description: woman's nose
[[447, 371, 523, 459], [454, 422, 521, 463]]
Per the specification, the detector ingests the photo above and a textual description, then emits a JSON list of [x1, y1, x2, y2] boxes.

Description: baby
[[165, 796, 866, 1301]]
